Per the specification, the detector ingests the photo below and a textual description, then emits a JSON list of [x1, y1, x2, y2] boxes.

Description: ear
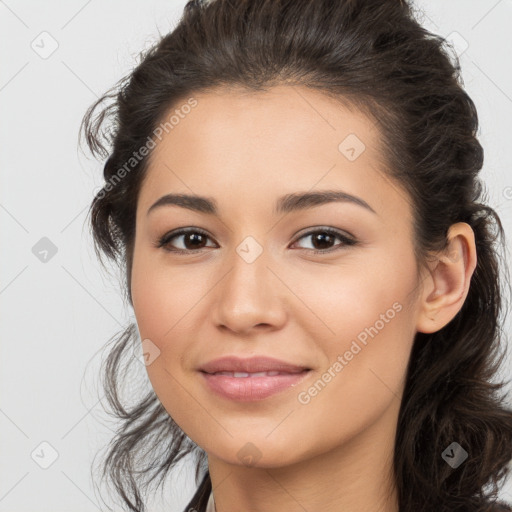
[[416, 222, 477, 334]]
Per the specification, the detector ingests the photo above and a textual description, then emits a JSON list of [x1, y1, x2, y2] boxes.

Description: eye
[[155, 227, 217, 254], [155, 226, 357, 255], [291, 227, 357, 254]]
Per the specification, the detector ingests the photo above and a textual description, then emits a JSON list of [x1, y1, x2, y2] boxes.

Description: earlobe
[[416, 222, 477, 334]]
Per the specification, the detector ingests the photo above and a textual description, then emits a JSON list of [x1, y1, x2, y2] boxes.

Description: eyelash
[[154, 227, 358, 255]]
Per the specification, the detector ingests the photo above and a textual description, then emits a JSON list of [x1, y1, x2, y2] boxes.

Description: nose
[[211, 245, 288, 335]]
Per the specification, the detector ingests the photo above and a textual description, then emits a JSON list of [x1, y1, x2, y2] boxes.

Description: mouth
[[197, 355, 312, 401], [199, 368, 312, 401], [198, 355, 311, 374], [205, 370, 302, 377]]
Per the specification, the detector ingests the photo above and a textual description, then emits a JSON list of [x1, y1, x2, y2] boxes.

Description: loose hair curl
[[79, 1, 512, 511]]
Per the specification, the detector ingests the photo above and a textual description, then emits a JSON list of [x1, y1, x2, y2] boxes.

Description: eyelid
[[293, 225, 356, 243], [290, 227, 357, 252], [155, 226, 357, 254], [154, 227, 216, 252]]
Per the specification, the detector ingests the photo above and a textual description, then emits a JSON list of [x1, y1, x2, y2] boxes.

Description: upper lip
[[199, 356, 310, 374]]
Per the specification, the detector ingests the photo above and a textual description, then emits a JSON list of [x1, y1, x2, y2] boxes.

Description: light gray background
[[1, 1, 512, 511]]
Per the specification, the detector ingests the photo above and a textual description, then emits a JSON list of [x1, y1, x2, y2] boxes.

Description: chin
[[205, 436, 309, 469]]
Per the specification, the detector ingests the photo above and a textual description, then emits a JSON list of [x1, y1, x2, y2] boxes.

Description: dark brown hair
[[79, 0, 512, 511]]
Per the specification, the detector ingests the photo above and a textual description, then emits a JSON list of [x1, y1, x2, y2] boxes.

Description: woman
[[80, 0, 512, 511]]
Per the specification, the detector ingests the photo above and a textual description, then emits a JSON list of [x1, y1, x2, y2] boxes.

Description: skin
[[130, 85, 477, 512]]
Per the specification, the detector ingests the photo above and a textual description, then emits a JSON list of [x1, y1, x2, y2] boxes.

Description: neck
[[207, 395, 401, 512]]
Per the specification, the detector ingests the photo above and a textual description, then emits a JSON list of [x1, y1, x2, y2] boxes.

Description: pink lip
[[198, 356, 311, 401], [199, 355, 309, 374], [200, 371, 311, 401]]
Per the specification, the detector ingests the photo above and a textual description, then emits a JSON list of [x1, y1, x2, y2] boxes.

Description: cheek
[[131, 245, 205, 342], [290, 273, 415, 455], [287, 244, 417, 346], [130, 255, 201, 431], [293, 246, 417, 402], [130, 248, 221, 422], [131, 250, 185, 371]]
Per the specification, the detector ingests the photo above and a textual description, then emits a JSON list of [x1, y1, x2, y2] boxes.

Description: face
[[130, 85, 424, 468]]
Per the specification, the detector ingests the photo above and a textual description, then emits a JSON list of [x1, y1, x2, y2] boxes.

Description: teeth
[[214, 371, 282, 377]]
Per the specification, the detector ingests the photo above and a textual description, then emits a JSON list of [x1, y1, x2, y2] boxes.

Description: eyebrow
[[146, 189, 377, 217]]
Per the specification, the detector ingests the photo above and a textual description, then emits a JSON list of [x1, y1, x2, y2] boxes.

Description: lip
[[198, 356, 311, 401], [200, 370, 311, 401], [199, 355, 310, 374]]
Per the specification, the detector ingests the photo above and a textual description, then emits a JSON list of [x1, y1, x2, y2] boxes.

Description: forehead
[[150, 85, 384, 166], [138, 85, 409, 224]]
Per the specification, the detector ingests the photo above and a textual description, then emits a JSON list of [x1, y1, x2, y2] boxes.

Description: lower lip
[[200, 371, 311, 401]]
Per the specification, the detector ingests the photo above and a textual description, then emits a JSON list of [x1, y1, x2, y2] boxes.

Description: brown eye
[[155, 226, 357, 255], [157, 228, 217, 253], [292, 228, 357, 254]]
